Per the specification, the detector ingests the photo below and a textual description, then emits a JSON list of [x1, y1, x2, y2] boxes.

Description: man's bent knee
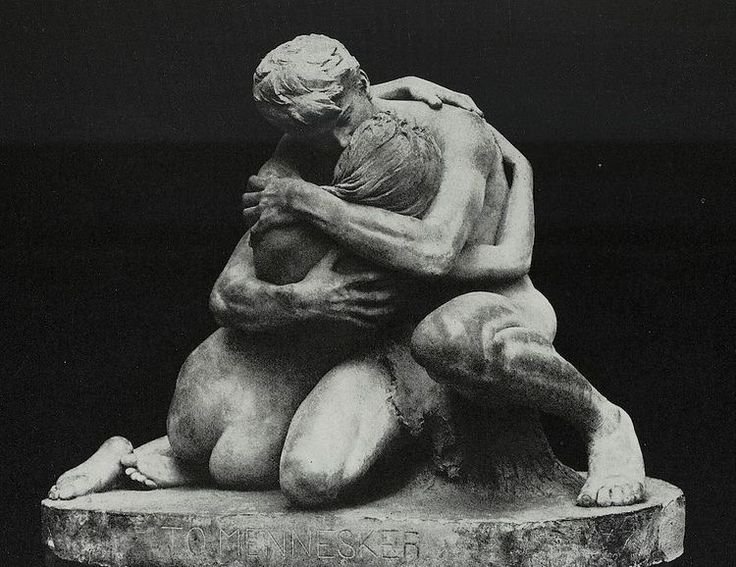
[[411, 293, 516, 381], [411, 313, 485, 380]]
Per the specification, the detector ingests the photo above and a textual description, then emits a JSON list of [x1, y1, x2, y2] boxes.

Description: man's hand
[[294, 250, 401, 329], [243, 174, 304, 233], [370, 76, 483, 116]]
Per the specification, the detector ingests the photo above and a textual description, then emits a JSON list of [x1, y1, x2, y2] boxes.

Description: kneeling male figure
[[246, 34, 646, 507]]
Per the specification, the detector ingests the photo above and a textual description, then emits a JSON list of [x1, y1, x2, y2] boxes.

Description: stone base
[[42, 476, 684, 567]]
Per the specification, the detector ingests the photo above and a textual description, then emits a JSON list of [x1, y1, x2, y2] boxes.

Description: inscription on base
[[161, 524, 420, 563]]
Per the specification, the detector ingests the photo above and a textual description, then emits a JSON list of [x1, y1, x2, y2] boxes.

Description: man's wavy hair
[[253, 34, 364, 133]]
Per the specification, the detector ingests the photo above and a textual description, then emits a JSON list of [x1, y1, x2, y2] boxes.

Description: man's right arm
[[211, 137, 305, 331], [209, 232, 303, 331], [210, 234, 399, 331], [210, 138, 399, 331]]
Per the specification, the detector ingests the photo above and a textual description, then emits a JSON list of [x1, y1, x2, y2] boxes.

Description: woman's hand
[[370, 76, 483, 116], [293, 250, 401, 329]]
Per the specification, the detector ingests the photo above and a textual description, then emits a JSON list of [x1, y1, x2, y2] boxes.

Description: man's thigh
[[411, 286, 557, 380], [496, 278, 557, 341]]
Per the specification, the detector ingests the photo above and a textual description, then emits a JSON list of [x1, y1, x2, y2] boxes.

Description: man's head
[[253, 34, 374, 148]]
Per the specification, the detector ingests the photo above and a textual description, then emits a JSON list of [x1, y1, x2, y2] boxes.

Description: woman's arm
[[370, 76, 483, 116], [448, 127, 535, 282], [210, 233, 399, 331], [214, 137, 400, 331]]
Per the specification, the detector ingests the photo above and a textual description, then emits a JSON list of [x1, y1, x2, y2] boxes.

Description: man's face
[[292, 85, 375, 151]]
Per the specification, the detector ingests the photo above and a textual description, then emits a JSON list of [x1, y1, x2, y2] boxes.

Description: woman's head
[[330, 111, 442, 218]]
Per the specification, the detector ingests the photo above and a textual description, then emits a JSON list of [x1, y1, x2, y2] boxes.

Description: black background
[[2, 1, 734, 565]]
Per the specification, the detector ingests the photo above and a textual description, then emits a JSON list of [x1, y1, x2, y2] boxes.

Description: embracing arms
[[210, 234, 398, 331], [249, 112, 492, 278], [210, 149, 399, 332], [211, 77, 484, 331], [211, 78, 534, 330]]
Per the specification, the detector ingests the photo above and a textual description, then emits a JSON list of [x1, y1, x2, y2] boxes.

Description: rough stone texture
[[42, 475, 684, 567]]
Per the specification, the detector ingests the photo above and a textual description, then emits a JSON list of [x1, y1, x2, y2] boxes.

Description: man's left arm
[[449, 127, 535, 281]]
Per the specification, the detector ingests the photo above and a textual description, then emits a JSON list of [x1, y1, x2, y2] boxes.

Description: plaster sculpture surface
[[43, 35, 684, 567]]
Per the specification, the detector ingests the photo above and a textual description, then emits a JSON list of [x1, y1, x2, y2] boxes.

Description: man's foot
[[577, 407, 646, 507], [121, 452, 199, 489], [48, 436, 133, 500]]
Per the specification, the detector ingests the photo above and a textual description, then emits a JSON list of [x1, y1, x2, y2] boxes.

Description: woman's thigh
[[279, 355, 404, 506]]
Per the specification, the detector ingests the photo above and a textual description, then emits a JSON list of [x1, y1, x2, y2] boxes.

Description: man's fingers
[[252, 210, 295, 236], [346, 269, 395, 286], [363, 288, 399, 303], [312, 249, 342, 272], [339, 314, 379, 330], [350, 290, 400, 309], [344, 304, 397, 322], [246, 175, 268, 192], [242, 191, 260, 208]]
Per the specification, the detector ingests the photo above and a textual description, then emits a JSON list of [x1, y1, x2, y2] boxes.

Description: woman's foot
[[48, 436, 133, 500], [577, 407, 646, 507], [121, 451, 200, 489]]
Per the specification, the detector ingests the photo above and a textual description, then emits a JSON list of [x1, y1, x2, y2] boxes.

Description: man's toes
[[144, 479, 157, 488], [619, 485, 635, 505], [576, 485, 597, 507], [48, 486, 59, 500], [610, 485, 625, 504], [596, 486, 613, 507], [633, 481, 646, 503]]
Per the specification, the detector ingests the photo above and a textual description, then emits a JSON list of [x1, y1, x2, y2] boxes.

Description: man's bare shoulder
[[379, 101, 496, 169], [378, 100, 484, 136], [419, 105, 498, 174]]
